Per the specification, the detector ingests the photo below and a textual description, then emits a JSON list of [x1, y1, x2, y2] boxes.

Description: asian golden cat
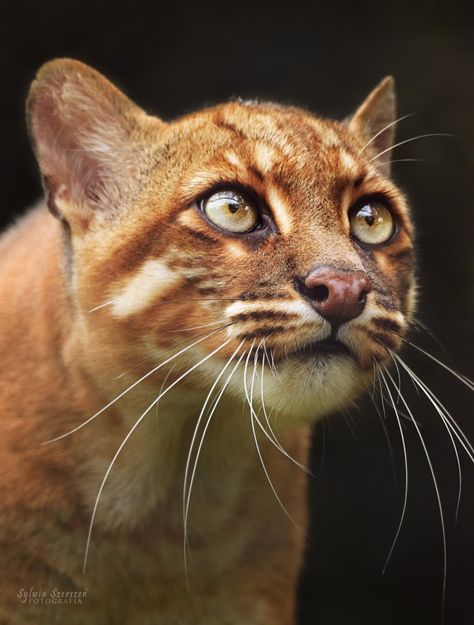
[[0, 59, 416, 624]]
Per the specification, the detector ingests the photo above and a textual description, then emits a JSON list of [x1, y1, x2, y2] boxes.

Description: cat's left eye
[[349, 199, 395, 245], [201, 190, 259, 234]]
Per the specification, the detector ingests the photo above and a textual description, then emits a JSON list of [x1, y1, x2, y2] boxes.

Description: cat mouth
[[290, 338, 352, 360]]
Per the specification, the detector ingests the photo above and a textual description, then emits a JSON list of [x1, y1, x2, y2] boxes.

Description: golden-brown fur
[[0, 60, 415, 624]]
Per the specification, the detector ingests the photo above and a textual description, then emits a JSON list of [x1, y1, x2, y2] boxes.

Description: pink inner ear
[[31, 88, 101, 214], [28, 66, 143, 221]]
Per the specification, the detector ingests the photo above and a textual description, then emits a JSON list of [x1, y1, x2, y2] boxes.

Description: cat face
[[27, 60, 416, 421]]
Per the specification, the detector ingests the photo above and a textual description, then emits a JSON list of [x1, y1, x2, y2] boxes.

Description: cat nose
[[295, 266, 372, 325]]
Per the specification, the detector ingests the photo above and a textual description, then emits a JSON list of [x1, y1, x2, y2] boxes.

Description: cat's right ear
[[348, 77, 396, 178], [27, 59, 162, 230]]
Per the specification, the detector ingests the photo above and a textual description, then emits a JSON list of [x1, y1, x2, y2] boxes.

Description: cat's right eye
[[349, 198, 396, 245], [201, 190, 259, 234]]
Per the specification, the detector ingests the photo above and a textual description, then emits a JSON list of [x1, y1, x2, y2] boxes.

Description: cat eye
[[201, 190, 259, 234], [349, 199, 395, 245]]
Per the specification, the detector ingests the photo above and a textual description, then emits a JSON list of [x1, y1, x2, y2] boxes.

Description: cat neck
[[0, 206, 307, 546], [0, 207, 270, 532]]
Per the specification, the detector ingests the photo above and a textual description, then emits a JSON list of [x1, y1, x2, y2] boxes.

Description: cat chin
[[210, 353, 371, 424], [260, 355, 371, 422]]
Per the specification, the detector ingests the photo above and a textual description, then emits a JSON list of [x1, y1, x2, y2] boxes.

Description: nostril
[[358, 291, 367, 305], [312, 284, 329, 302]]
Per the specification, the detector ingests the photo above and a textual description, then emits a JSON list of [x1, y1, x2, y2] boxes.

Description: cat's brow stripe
[[266, 184, 293, 235], [247, 164, 265, 182], [213, 116, 247, 139]]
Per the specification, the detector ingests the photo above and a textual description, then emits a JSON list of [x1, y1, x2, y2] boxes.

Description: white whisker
[[372, 366, 396, 483], [245, 342, 311, 474], [45, 326, 229, 444], [89, 299, 114, 313], [259, 346, 314, 477], [402, 338, 474, 391], [393, 353, 466, 522], [385, 360, 447, 620], [83, 336, 232, 573], [377, 365, 408, 574], [358, 113, 414, 155], [182, 341, 244, 584], [244, 346, 306, 533], [369, 133, 455, 165]]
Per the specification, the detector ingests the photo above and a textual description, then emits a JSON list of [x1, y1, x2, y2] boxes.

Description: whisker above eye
[[358, 113, 415, 155], [369, 133, 457, 165]]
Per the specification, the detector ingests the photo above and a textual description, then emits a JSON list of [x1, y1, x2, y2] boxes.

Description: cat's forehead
[[181, 100, 356, 156], [170, 100, 366, 195]]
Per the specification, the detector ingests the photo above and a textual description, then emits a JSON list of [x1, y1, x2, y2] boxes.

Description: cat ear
[[348, 76, 396, 177], [27, 58, 160, 229]]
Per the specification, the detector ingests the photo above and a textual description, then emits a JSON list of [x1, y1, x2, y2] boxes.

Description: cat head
[[27, 59, 416, 421]]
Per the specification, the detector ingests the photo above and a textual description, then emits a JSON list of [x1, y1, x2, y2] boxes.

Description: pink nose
[[296, 266, 372, 325]]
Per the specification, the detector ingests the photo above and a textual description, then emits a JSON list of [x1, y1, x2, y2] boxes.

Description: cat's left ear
[[348, 77, 396, 178], [27, 59, 163, 231]]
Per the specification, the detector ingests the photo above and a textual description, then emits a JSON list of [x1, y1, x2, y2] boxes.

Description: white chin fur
[[224, 354, 371, 424]]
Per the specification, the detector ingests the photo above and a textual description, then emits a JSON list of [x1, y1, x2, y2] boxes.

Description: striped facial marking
[[111, 259, 182, 318]]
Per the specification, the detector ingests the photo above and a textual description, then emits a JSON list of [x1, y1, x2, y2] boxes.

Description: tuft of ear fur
[[27, 59, 159, 229], [348, 76, 396, 178]]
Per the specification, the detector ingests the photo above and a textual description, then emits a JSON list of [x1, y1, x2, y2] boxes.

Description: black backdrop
[[1, 1, 473, 623]]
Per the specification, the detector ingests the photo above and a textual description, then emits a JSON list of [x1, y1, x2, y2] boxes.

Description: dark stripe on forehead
[[213, 114, 247, 140], [248, 164, 265, 182], [354, 174, 366, 188]]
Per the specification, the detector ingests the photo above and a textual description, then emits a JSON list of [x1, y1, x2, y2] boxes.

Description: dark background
[[1, 1, 473, 623]]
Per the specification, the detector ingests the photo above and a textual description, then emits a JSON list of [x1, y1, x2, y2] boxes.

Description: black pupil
[[228, 199, 241, 214], [361, 205, 375, 226]]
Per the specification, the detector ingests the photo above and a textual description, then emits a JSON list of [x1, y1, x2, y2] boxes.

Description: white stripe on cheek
[[267, 184, 293, 236], [110, 259, 181, 317]]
